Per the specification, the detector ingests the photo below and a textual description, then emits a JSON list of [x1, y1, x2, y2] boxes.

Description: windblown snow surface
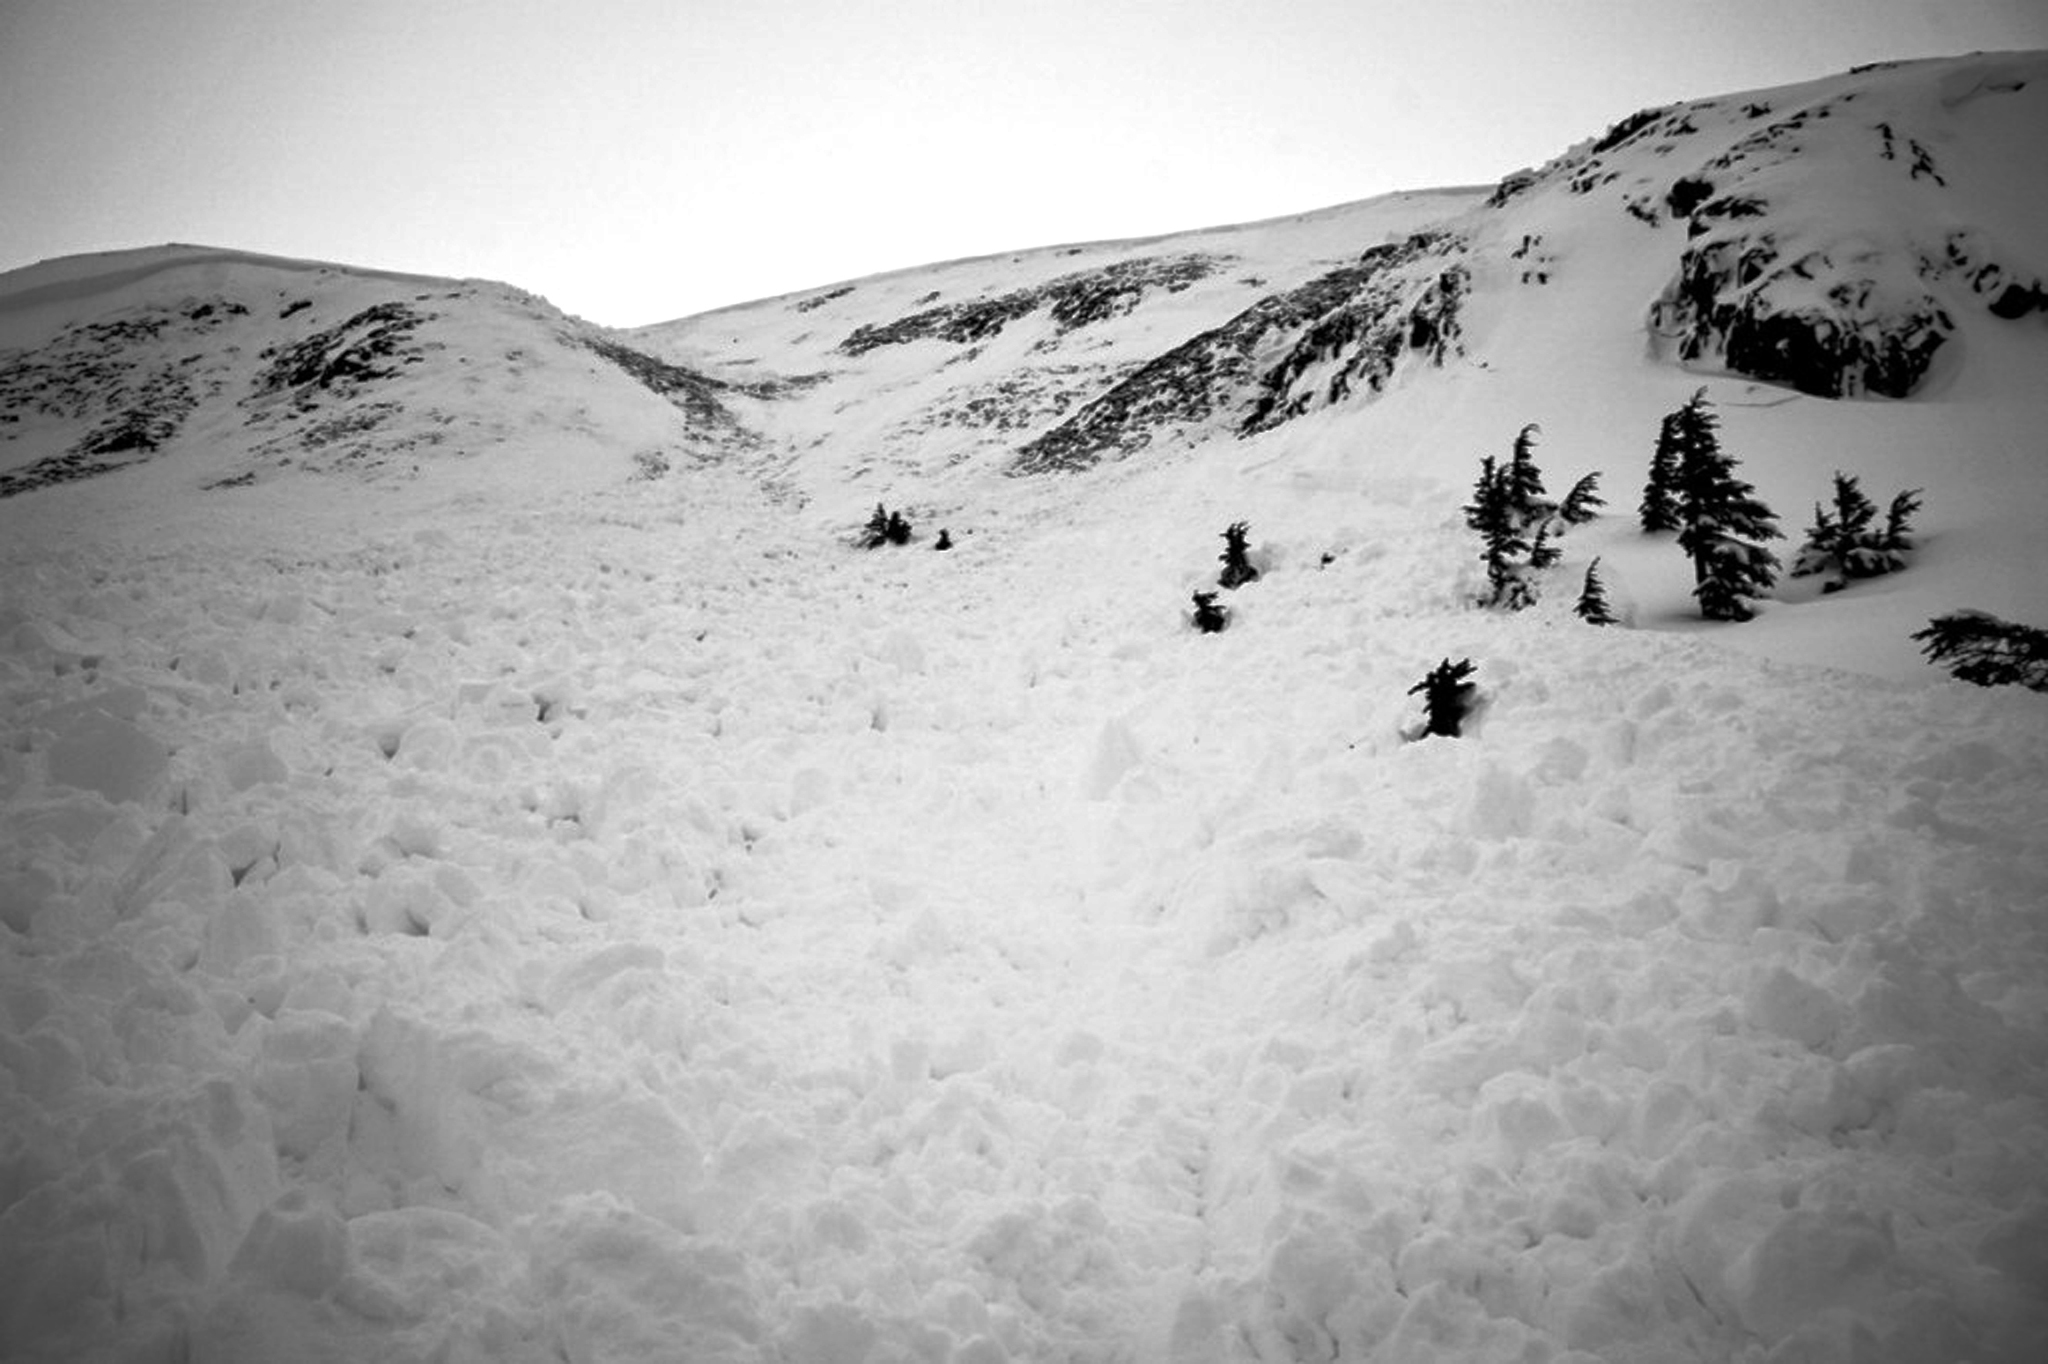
[[3, 52, 2046, 1364]]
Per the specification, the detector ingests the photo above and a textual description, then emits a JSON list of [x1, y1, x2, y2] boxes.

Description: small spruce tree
[[1791, 472, 1920, 591], [1640, 410, 1684, 532], [1466, 455, 1535, 609], [1409, 658, 1478, 738], [861, 502, 892, 549], [934, 528, 953, 551], [1191, 590, 1229, 634], [1503, 423, 1554, 527], [1464, 428, 1602, 610], [1462, 454, 1506, 534], [1218, 521, 1260, 589], [1575, 557, 1617, 624], [1670, 390, 1781, 620], [861, 504, 914, 548], [1912, 610, 2048, 691], [1559, 472, 1606, 525]]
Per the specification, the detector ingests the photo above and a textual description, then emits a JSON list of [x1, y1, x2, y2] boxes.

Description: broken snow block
[[48, 710, 170, 805]]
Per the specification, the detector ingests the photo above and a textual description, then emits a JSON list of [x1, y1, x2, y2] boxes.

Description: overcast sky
[[3, 0, 2044, 326]]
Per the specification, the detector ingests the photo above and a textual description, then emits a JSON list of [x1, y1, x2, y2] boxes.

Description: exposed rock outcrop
[[1010, 233, 1467, 474]]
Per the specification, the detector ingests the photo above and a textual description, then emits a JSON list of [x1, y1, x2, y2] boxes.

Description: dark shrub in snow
[[1790, 473, 1920, 592], [1913, 611, 2048, 691], [1409, 658, 1478, 738], [1559, 472, 1605, 525], [861, 503, 912, 548], [1218, 522, 1260, 589], [1576, 558, 1617, 625], [1465, 425, 1594, 610], [1190, 591, 1229, 634]]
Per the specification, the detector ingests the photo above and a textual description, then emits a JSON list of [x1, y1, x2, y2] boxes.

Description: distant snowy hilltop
[[2, 50, 2046, 1364]]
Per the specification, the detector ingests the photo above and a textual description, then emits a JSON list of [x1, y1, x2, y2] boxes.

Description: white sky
[[3, 0, 2045, 326]]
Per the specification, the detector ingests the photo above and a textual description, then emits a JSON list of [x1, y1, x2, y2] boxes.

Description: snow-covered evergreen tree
[[1218, 521, 1260, 589], [1669, 390, 1781, 620], [1559, 472, 1606, 525], [1503, 423, 1554, 527], [1640, 410, 1683, 532], [860, 503, 913, 548], [1790, 473, 1920, 591], [1409, 658, 1478, 738], [1464, 428, 1597, 609], [1884, 489, 1923, 558], [1912, 610, 2048, 690], [861, 503, 892, 548], [1465, 454, 1535, 609], [1575, 557, 1617, 624]]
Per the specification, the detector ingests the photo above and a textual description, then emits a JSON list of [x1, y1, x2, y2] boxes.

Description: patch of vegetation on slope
[[839, 255, 1222, 356], [0, 299, 248, 498], [1009, 233, 1468, 474], [253, 301, 431, 404], [573, 334, 765, 452]]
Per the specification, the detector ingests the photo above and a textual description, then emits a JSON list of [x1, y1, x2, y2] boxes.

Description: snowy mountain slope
[[2, 49, 2047, 1364], [639, 52, 2046, 475], [631, 188, 1485, 491], [0, 245, 759, 498], [626, 51, 2045, 676]]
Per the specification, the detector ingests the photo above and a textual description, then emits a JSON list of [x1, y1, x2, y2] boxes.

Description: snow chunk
[[339, 1204, 519, 1328], [781, 1300, 880, 1364], [0, 1078, 280, 1353], [1084, 716, 1144, 800], [360, 867, 455, 937], [254, 1010, 360, 1159], [1727, 1207, 1896, 1344], [218, 736, 289, 792], [46, 706, 169, 804], [1461, 763, 1534, 840], [531, 1195, 762, 1363], [1744, 965, 1846, 1051], [226, 1189, 349, 1296]]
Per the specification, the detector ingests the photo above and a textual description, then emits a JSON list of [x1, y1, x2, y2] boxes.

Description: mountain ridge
[[3, 49, 2043, 674]]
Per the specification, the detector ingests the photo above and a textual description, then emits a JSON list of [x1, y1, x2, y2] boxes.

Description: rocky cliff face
[[1011, 232, 1469, 474], [1617, 59, 2045, 398]]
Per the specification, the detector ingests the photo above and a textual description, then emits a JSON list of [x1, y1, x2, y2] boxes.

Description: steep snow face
[[2, 50, 2047, 1364], [1507, 53, 2048, 399]]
